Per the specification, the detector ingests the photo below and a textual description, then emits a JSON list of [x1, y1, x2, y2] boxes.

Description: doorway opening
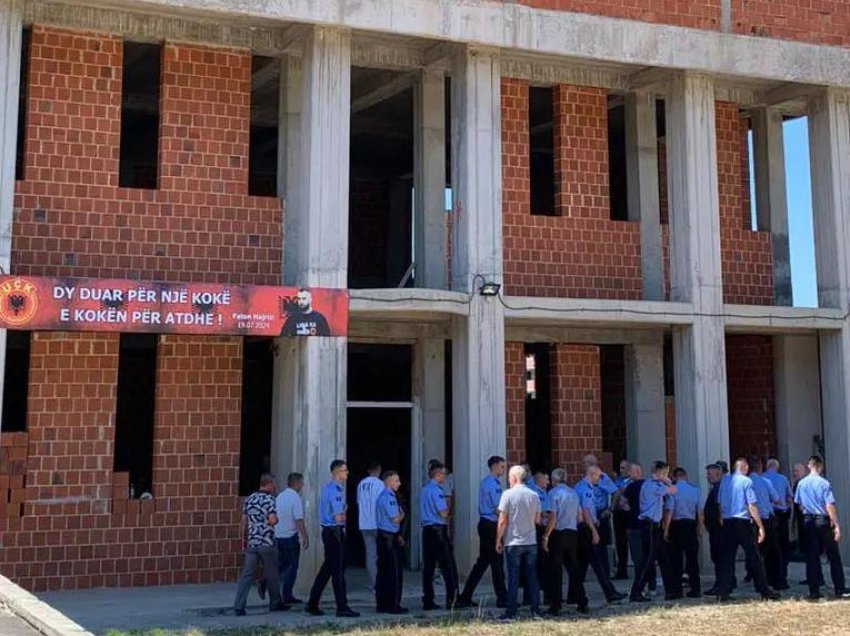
[[239, 337, 274, 496], [524, 343, 553, 472]]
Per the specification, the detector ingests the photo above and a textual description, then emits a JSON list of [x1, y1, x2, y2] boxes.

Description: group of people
[[232, 451, 848, 621]]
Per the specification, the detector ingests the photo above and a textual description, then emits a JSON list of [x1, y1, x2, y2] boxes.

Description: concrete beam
[[450, 45, 506, 575], [502, 296, 693, 328], [413, 66, 447, 290], [723, 305, 844, 332], [351, 72, 416, 114], [625, 91, 663, 301], [503, 326, 663, 345], [349, 288, 470, 317], [41, 0, 850, 87]]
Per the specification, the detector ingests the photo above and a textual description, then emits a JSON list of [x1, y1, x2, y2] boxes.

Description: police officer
[[763, 458, 793, 586], [612, 459, 633, 580], [630, 460, 676, 602], [457, 455, 507, 609], [575, 465, 627, 604], [715, 457, 780, 602], [375, 470, 407, 615], [420, 461, 458, 610], [526, 468, 551, 606], [306, 460, 360, 617], [749, 456, 786, 590], [703, 463, 724, 596], [583, 454, 620, 578], [794, 455, 850, 600], [664, 467, 701, 599], [543, 468, 588, 615]]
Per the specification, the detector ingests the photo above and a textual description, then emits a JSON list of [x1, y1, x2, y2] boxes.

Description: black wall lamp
[[479, 282, 501, 296]]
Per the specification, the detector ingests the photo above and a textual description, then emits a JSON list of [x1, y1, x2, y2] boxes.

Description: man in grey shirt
[[496, 465, 541, 620]]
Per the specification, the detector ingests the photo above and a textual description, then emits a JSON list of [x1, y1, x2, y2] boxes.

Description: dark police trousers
[[630, 520, 670, 599], [547, 528, 587, 611], [376, 530, 404, 611], [717, 519, 770, 596], [575, 522, 619, 601], [668, 519, 700, 595], [613, 509, 630, 578], [308, 526, 349, 610], [774, 509, 791, 582], [627, 528, 656, 592], [459, 519, 506, 605], [422, 525, 458, 606], [804, 514, 846, 596], [759, 515, 786, 588]]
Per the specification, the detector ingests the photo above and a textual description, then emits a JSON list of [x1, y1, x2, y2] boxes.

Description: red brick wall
[[514, 0, 721, 30], [551, 344, 603, 480], [733, 1, 850, 47], [505, 342, 526, 466], [12, 27, 281, 284], [726, 335, 776, 460], [0, 333, 243, 591], [502, 78, 642, 299]]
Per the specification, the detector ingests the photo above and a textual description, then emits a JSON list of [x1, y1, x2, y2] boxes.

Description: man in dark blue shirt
[[420, 461, 458, 609], [375, 471, 407, 614], [665, 467, 701, 599], [306, 460, 359, 618]]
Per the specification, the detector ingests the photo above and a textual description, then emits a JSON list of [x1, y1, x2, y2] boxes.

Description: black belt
[[804, 514, 829, 520]]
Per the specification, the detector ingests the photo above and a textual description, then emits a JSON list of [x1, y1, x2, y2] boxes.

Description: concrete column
[[414, 66, 447, 289], [450, 45, 506, 574], [666, 73, 729, 490], [773, 335, 822, 471], [271, 26, 351, 592], [0, 1, 23, 434], [624, 338, 666, 469], [808, 88, 850, 560], [411, 338, 446, 569], [625, 91, 663, 301], [752, 107, 792, 306]]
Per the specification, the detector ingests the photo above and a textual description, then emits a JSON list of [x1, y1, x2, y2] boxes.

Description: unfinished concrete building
[[1, 0, 850, 591]]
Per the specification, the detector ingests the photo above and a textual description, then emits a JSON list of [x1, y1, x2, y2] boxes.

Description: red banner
[[0, 277, 348, 337]]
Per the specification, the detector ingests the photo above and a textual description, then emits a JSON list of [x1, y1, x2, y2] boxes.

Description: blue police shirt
[[376, 487, 401, 533], [719, 472, 757, 520], [319, 481, 346, 527], [574, 478, 598, 524], [420, 479, 448, 526], [763, 469, 793, 511], [615, 476, 631, 491], [548, 484, 580, 531], [638, 479, 669, 523], [478, 475, 502, 522], [750, 473, 779, 519], [669, 480, 700, 521], [526, 479, 550, 526], [593, 472, 619, 511], [795, 474, 836, 516]]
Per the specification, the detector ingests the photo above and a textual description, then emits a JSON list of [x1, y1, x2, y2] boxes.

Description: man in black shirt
[[280, 289, 331, 337], [622, 463, 656, 595], [703, 463, 724, 596]]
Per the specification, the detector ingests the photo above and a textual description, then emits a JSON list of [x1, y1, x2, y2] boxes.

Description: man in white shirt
[[275, 472, 309, 604], [357, 462, 384, 592]]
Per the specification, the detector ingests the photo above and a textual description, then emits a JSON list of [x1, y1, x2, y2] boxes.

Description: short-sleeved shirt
[[357, 475, 384, 530], [719, 472, 757, 520], [624, 479, 645, 529], [441, 474, 455, 499], [638, 479, 669, 523], [548, 484, 580, 531], [795, 474, 836, 516], [244, 491, 277, 548], [669, 480, 700, 521], [574, 478, 598, 524], [478, 475, 502, 522], [376, 487, 402, 533], [319, 481, 346, 528], [593, 472, 619, 511], [498, 484, 541, 546], [527, 480, 550, 526], [421, 479, 448, 526], [750, 473, 779, 519], [275, 487, 304, 539], [763, 469, 793, 511]]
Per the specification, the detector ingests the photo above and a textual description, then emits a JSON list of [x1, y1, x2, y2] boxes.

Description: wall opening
[[608, 99, 628, 221], [786, 116, 817, 308], [529, 86, 555, 217], [248, 56, 280, 197], [600, 345, 626, 466], [657, 99, 669, 225], [2, 331, 30, 432], [114, 334, 157, 498], [14, 27, 30, 181], [119, 42, 161, 189], [524, 343, 552, 471], [239, 337, 273, 496], [349, 68, 414, 288]]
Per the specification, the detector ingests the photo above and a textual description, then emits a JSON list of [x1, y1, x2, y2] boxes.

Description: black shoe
[[305, 606, 324, 616], [630, 594, 650, 603], [761, 590, 781, 601], [257, 579, 267, 600], [336, 608, 360, 618], [234, 609, 246, 616], [773, 583, 790, 591], [705, 586, 719, 596], [808, 593, 824, 601], [422, 603, 441, 611], [719, 594, 735, 602], [387, 607, 409, 615], [686, 591, 702, 599], [284, 597, 304, 604], [834, 590, 850, 600], [454, 598, 474, 609], [546, 608, 561, 617], [576, 604, 590, 614], [607, 592, 627, 603], [665, 593, 684, 601], [497, 613, 517, 622], [269, 603, 291, 612]]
